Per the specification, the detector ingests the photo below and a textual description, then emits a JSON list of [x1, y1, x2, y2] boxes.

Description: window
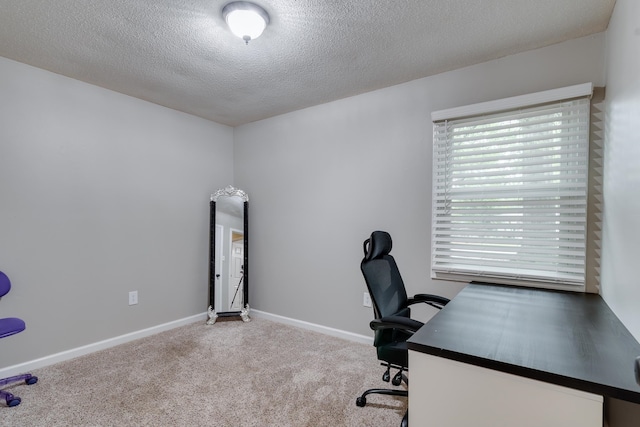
[[431, 84, 593, 290]]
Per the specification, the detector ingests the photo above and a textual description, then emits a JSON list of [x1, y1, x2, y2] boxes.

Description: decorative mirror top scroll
[[207, 185, 250, 324], [211, 185, 248, 204]]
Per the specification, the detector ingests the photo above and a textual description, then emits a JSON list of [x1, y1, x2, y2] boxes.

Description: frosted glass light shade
[[222, 2, 270, 44]]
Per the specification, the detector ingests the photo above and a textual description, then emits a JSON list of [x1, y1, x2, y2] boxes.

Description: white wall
[[0, 57, 234, 367], [234, 33, 607, 337], [601, 0, 640, 342], [600, 0, 640, 425]]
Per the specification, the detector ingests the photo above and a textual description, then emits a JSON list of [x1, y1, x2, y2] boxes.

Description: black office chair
[[0, 271, 38, 407], [356, 231, 449, 426]]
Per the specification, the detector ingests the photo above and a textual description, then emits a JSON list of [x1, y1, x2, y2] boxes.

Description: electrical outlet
[[129, 291, 138, 306], [363, 292, 372, 308]]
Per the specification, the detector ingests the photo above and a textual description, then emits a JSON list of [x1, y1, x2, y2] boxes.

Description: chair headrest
[[363, 231, 392, 261], [0, 271, 11, 298]]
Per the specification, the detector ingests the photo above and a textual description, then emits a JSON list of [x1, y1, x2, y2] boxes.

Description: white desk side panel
[[408, 351, 603, 427]]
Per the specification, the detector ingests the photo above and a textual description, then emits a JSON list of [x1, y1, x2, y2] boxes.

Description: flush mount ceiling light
[[222, 1, 270, 45]]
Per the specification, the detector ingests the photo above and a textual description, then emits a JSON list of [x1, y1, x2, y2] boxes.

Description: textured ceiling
[[0, 0, 615, 126]]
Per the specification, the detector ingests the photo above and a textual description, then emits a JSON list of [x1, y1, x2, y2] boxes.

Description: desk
[[407, 283, 640, 426]]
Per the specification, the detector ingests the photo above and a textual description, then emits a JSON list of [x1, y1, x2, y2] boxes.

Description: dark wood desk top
[[407, 283, 640, 403]]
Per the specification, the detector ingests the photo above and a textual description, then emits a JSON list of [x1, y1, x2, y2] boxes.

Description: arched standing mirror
[[207, 185, 249, 324]]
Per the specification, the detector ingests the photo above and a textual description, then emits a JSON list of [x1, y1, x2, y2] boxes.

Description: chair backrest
[[0, 271, 10, 298], [360, 231, 410, 320]]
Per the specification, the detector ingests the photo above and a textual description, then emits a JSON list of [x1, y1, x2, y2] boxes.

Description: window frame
[[430, 83, 594, 292]]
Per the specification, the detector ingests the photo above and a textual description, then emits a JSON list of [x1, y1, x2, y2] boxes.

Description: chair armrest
[[407, 293, 450, 310], [370, 315, 424, 334]]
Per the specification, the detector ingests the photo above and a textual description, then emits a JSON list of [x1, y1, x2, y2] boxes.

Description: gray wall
[[601, 0, 640, 424], [0, 57, 234, 367], [234, 33, 607, 337]]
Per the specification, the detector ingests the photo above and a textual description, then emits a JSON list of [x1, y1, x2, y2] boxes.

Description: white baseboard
[[0, 313, 207, 378], [251, 309, 373, 345], [1, 310, 371, 378]]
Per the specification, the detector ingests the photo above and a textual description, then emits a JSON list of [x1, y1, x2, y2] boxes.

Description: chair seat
[[0, 317, 26, 339]]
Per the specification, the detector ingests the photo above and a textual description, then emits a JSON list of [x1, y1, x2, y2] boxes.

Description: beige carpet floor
[[0, 317, 407, 426]]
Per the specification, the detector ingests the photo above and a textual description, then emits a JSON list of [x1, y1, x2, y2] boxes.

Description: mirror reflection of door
[[229, 229, 244, 310], [214, 194, 244, 313]]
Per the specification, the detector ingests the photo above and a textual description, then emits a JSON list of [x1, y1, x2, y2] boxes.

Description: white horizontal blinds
[[432, 97, 590, 286]]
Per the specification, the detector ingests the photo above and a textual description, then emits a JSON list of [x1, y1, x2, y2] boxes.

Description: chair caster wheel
[[26, 376, 38, 385], [392, 371, 403, 386], [7, 397, 21, 407], [382, 372, 390, 382], [356, 396, 367, 407]]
